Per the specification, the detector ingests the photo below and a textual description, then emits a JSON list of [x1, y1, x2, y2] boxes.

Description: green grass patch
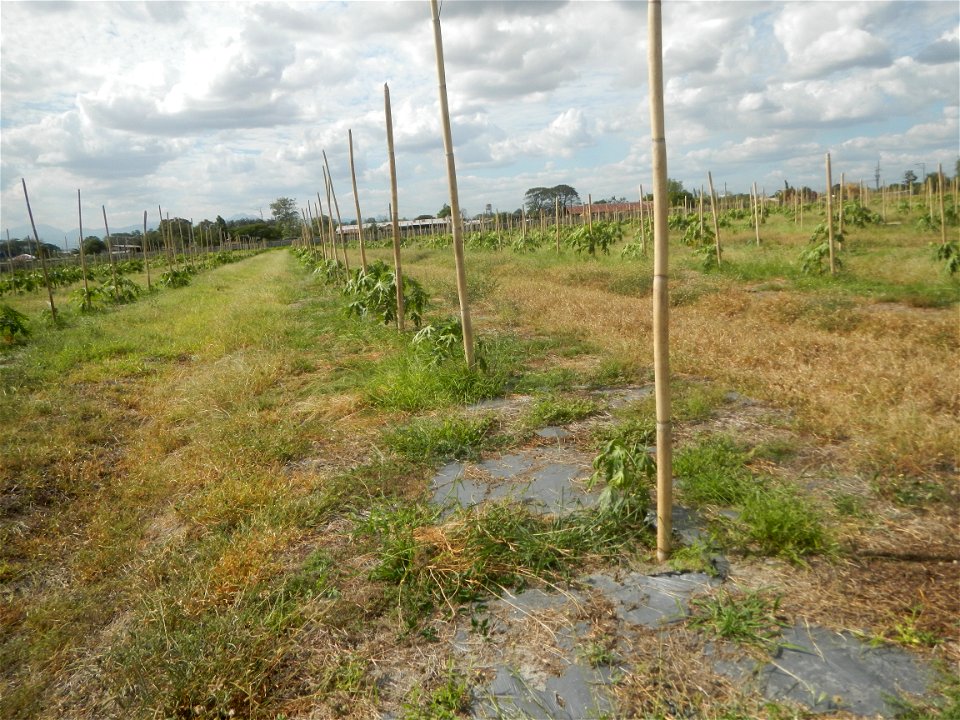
[[354, 499, 653, 630], [675, 435, 753, 506], [400, 663, 471, 720], [384, 414, 499, 463], [689, 589, 788, 652], [676, 435, 833, 563], [522, 393, 601, 429]]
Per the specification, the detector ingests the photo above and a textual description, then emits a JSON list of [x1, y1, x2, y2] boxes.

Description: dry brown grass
[[399, 247, 958, 479]]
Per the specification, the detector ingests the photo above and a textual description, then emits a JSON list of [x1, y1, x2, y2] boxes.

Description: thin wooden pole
[[21, 179, 57, 320], [176, 220, 188, 268], [698, 185, 704, 234], [143, 211, 151, 290], [825, 153, 836, 275], [323, 150, 350, 273], [639, 184, 648, 255], [707, 171, 722, 267], [555, 197, 561, 254], [315, 196, 328, 260], [348, 129, 368, 271], [753, 181, 761, 245], [384, 83, 405, 331], [938, 163, 946, 246], [430, 0, 475, 366], [648, 0, 672, 563], [102, 206, 120, 300], [159, 205, 172, 270], [838, 172, 845, 235], [77, 190, 91, 308], [322, 170, 341, 270]]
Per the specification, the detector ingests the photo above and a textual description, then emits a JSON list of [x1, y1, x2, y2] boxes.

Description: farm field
[[1, 208, 958, 719]]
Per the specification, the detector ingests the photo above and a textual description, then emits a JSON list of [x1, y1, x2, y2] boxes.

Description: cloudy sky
[[1, 0, 958, 239]]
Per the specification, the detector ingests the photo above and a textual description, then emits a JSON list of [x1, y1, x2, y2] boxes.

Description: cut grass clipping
[[675, 435, 833, 563]]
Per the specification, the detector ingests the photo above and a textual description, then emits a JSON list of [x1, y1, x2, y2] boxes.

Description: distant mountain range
[[3, 214, 260, 249]]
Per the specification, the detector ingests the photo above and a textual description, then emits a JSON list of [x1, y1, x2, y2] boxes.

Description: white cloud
[[774, 2, 893, 78], [1, 0, 957, 232], [490, 109, 593, 161]]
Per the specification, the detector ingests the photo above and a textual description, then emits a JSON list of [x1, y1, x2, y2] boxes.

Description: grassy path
[[1, 251, 348, 717]]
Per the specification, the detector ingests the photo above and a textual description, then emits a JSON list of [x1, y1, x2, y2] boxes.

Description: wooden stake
[[21, 178, 57, 320], [315, 195, 328, 260], [430, 0, 475, 366], [323, 150, 350, 273], [102, 206, 120, 300], [825, 153, 836, 275], [76, 190, 91, 308], [159, 205, 172, 270], [639, 184, 648, 255], [555, 197, 561, 254], [384, 82, 405, 331], [838, 172, 845, 235], [322, 170, 341, 270], [348, 129, 368, 271], [698, 185, 704, 234], [142, 211, 152, 290], [938, 163, 946, 246], [707, 171, 721, 267], [648, 0, 672, 563], [753, 181, 761, 245]]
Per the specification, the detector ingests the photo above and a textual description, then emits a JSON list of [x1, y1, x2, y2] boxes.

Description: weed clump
[[675, 435, 833, 563], [354, 497, 653, 630], [384, 414, 498, 462], [689, 588, 788, 652]]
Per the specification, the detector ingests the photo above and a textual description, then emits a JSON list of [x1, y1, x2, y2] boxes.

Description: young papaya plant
[[0, 304, 30, 343], [344, 260, 429, 328]]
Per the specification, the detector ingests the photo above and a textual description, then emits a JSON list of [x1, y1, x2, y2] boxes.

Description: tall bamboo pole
[[429, 0, 475, 366], [102, 206, 120, 300], [838, 172, 845, 235], [555, 197, 561, 254], [648, 0, 672, 562], [143, 211, 151, 290], [825, 153, 836, 275], [384, 83, 405, 331], [937, 163, 946, 246], [158, 205, 173, 270], [707, 171, 721, 267], [315, 195, 329, 260], [322, 170, 342, 271], [21, 179, 57, 320], [323, 150, 350, 273], [348, 129, 368, 270], [639, 184, 648, 255], [752, 181, 761, 245], [698, 185, 704, 234], [77, 190, 91, 308], [176, 220, 189, 269]]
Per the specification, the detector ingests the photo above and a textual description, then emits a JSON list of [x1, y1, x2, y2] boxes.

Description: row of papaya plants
[[0, 249, 262, 346]]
